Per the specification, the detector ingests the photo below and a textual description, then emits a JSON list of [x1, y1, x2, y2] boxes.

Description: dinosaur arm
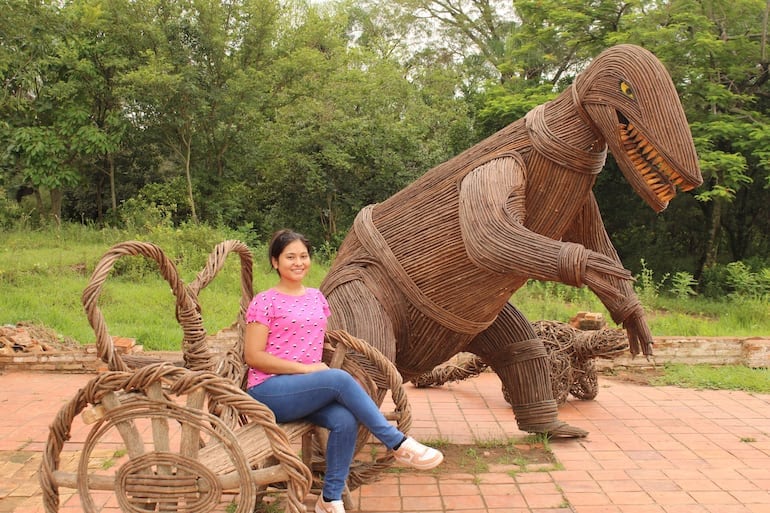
[[459, 155, 632, 286], [562, 192, 630, 292], [459, 155, 560, 280], [563, 194, 653, 355]]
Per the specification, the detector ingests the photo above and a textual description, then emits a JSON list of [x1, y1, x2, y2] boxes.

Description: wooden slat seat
[[197, 420, 315, 477]]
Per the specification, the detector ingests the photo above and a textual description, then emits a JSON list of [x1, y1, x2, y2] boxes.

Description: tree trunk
[[320, 193, 337, 242], [95, 173, 104, 226], [34, 189, 44, 223], [184, 135, 198, 223], [109, 153, 117, 214], [49, 188, 63, 226], [703, 198, 722, 269]]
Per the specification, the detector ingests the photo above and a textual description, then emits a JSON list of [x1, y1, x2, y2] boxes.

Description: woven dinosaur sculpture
[[320, 44, 702, 437]]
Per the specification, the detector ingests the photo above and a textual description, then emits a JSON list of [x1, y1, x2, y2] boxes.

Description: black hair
[[268, 229, 312, 272]]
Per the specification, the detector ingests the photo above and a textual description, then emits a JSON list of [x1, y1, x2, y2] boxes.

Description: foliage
[[669, 271, 698, 300], [1, 0, 769, 293], [635, 259, 669, 307], [117, 178, 190, 230], [722, 261, 770, 299], [700, 260, 770, 299], [0, 187, 24, 228]]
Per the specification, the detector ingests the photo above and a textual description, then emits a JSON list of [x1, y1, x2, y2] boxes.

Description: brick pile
[[0, 323, 80, 355], [0, 323, 101, 373]]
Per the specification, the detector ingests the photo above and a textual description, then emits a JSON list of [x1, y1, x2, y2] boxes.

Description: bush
[[117, 197, 175, 232], [0, 187, 25, 229], [635, 258, 669, 307], [669, 271, 697, 300], [115, 177, 196, 231], [701, 261, 770, 300]]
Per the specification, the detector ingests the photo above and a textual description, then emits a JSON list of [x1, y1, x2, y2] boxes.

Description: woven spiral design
[[82, 241, 210, 372]]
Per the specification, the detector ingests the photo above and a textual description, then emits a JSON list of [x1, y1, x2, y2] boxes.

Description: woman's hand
[[303, 362, 330, 373]]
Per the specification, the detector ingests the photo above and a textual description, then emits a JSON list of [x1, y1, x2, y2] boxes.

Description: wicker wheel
[[40, 363, 312, 513]]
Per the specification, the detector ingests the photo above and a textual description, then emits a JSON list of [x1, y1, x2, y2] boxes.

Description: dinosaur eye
[[619, 80, 635, 99]]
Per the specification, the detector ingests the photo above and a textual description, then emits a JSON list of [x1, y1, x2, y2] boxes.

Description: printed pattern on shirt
[[245, 288, 330, 388]]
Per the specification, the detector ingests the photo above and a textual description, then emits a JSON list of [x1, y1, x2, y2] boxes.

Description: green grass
[[0, 225, 328, 348], [1, 224, 768, 351], [651, 363, 770, 393], [515, 281, 769, 338]]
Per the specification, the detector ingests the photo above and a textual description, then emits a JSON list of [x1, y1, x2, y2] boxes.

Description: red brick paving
[[1, 370, 768, 512]]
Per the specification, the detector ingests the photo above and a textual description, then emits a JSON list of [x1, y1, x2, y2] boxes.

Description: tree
[[620, 0, 770, 273], [59, 0, 134, 223], [234, 2, 468, 243], [1, 1, 108, 223]]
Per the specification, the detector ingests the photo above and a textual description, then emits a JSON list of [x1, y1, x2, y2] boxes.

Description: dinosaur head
[[574, 44, 702, 212]]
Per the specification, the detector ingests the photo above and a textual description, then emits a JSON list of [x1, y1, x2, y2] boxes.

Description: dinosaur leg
[[468, 303, 587, 438], [323, 279, 398, 362]]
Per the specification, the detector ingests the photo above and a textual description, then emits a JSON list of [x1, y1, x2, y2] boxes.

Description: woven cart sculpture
[[40, 240, 411, 513], [321, 44, 702, 437]]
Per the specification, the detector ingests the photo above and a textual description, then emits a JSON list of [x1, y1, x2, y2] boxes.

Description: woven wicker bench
[[39, 240, 412, 513]]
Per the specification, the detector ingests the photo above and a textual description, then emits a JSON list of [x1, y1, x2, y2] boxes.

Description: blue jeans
[[247, 368, 405, 500]]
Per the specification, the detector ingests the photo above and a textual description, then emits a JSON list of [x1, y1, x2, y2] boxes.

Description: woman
[[245, 229, 443, 513]]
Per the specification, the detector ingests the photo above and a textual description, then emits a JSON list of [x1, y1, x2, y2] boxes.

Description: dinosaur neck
[[525, 89, 607, 174]]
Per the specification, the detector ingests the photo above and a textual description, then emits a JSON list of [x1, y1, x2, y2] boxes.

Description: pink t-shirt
[[245, 287, 331, 388]]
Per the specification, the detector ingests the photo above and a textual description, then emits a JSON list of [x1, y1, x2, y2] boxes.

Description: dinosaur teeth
[[620, 122, 684, 203]]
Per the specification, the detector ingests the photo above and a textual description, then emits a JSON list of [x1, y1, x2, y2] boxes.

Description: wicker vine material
[[410, 320, 629, 405], [41, 240, 412, 513], [321, 44, 702, 438]]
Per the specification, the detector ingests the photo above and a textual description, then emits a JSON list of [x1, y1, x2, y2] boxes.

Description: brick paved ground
[[1, 370, 768, 512]]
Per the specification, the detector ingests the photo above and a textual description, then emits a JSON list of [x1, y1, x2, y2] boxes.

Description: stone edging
[[595, 336, 770, 370], [1, 333, 768, 374]]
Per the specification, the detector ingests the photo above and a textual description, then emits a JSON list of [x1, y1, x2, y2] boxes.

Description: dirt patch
[[397, 439, 558, 476], [599, 367, 664, 386]]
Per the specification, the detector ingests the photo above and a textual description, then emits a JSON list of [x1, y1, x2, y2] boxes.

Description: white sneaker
[[315, 496, 345, 513], [392, 437, 444, 470]]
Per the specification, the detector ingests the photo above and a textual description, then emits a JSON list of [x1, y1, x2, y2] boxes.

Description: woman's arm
[[243, 322, 328, 374]]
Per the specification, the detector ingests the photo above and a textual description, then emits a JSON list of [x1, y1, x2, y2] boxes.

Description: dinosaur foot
[[548, 422, 589, 438], [525, 421, 588, 439]]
